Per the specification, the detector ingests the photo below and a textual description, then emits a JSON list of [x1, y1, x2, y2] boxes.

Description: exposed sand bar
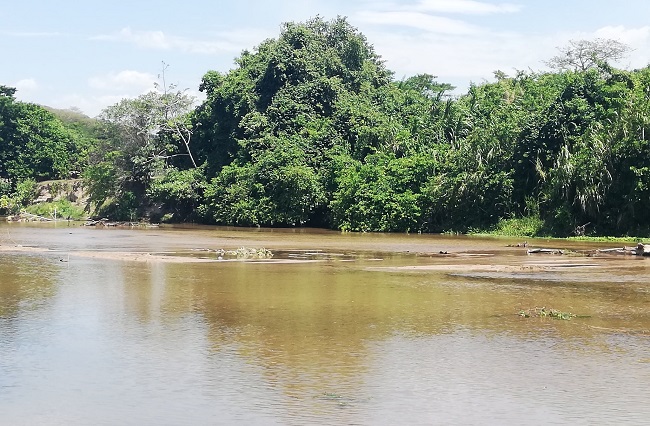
[[2, 225, 650, 278], [366, 261, 600, 273], [1, 244, 322, 264]]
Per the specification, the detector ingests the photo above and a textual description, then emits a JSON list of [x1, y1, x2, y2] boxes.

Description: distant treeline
[[2, 17, 649, 236]]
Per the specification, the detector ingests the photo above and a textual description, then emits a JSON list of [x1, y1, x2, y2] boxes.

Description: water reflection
[[1, 224, 649, 424], [0, 254, 59, 319]]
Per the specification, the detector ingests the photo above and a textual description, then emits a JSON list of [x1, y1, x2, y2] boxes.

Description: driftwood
[[83, 218, 156, 228], [83, 218, 131, 227], [528, 243, 650, 257], [527, 248, 563, 255], [596, 243, 650, 257], [597, 247, 635, 255]]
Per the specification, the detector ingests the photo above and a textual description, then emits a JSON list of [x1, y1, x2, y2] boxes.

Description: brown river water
[[1, 222, 649, 425]]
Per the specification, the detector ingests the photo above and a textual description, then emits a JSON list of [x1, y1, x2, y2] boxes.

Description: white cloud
[[92, 27, 261, 55], [355, 1, 540, 82], [369, 21, 650, 91], [594, 25, 650, 68], [357, 11, 480, 34], [594, 25, 650, 44], [76, 72, 205, 117], [88, 70, 157, 91], [14, 78, 38, 93], [413, 0, 522, 15], [363, 21, 579, 90], [355, 0, 649, 88]]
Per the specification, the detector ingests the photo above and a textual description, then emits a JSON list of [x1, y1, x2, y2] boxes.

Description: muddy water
[[1, 223, 649, 425]]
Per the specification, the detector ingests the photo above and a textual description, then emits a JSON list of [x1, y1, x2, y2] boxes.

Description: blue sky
[[2, 0, 649, 117]]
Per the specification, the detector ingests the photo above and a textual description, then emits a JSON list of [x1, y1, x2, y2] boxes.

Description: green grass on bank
[[24, 200, 88, 221], [472, 215, 646, 243], [565, 235, 644, 243]]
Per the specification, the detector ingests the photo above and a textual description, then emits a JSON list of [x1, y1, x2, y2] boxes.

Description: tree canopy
[[0, 89, 87, 185], [4, 19, 650, 237]]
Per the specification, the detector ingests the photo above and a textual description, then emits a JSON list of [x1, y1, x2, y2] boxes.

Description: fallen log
[[596, 244, 649, 256]]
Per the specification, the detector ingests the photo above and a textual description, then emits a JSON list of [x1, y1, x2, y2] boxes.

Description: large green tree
[[0, 86, 84, 184], [193, 17, 465, 228]]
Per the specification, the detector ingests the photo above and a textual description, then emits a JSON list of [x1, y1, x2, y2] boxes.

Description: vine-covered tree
[[195, 16, 406, 226]]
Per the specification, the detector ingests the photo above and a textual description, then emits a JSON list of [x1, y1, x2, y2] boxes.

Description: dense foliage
[[0, 86, 92, 213], [0, 86, 88, 185], [3, 17, 650, 236]]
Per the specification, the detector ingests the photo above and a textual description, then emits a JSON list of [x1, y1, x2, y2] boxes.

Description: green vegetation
[[24, 200, 86, 221], [490, 216, 545, 238], [2, 17, 650, 237], [519, 307, 580, 320], [0, 87, 89, 184], [0, 178, 37, 214]]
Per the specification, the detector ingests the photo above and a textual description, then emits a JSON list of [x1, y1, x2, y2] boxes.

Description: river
[[1, 223, 648, 425]]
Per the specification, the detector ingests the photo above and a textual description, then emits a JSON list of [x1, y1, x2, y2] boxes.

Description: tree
[[0, 87, 83, 183], [85, 66, 197, 216], [0, 85, 17, 98], [545, 38, 630, 72], [62, 18, 650, 236], [193, 16, 393, 174], [156, 62, 198, 168], [193, 16, 402, 227]]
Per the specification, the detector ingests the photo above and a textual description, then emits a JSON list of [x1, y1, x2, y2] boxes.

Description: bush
[[0, 179, 37, 215], [492, 215, 544, 237]]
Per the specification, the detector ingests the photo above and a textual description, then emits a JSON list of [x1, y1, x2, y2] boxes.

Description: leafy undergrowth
[[490, 216, 545, 237]]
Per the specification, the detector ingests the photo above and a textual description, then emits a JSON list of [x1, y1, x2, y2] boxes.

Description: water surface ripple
[[1, 223, 649, 425]]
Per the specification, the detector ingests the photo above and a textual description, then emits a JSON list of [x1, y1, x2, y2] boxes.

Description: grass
[[566, 235, 644, 243], [473, 215, 647, 242], [490, 215, 544, 237], [24, 200, 88, 221]]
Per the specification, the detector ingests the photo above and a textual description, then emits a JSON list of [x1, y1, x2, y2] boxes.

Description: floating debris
[[212, 247, 273, 259], [518, 307, 579, 320], [507, 241, 528, 247], [83, 218, 148, 227]]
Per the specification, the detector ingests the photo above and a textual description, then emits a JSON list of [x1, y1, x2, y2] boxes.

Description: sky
[[2, 0, 649, 117]]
